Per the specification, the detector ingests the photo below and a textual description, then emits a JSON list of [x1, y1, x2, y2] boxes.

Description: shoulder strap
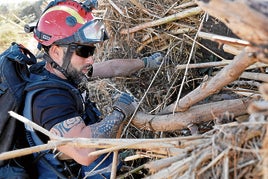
[[24, 78, 85, 141], [25, 78, 85, 115]]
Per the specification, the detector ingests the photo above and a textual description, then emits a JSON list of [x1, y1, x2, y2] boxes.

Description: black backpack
[[0, 42, 101, 178], [0, 42, 37, 166]]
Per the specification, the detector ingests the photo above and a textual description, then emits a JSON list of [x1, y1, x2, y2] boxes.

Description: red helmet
[[34, 0, 108, 46]]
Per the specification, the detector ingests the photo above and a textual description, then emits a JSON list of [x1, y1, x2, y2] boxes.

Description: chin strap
[[43, 44, 75, 82], [43, 53, 70, 79], [61, 44, 76, 72]]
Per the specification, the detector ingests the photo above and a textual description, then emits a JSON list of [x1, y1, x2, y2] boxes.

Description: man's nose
[[87, 56, 94, 64]]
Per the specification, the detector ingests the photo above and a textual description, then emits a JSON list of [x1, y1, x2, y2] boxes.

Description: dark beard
[[66, 64, 88, 87]]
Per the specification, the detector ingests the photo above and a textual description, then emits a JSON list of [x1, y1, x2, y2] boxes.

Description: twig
[[145, 154, 194, 179], [117, 164, 146, 179], [11, 13, 26, 26], [129, 0, 159, 18], [229, 81, 261, 88], [223, 153, 229, 179], [120, 6, 202, 34], [223, 44, 244, 55], [198, 148, 229, 175], [0, 142, 64, 161], [145, 154, 188, 173], [184, 33, 227, 61], [137, 27, 191, 53], [110, 151, 118, 179], [9, 111, 60, 140], [176, 61, 229, 70], [240, 72, 268, 83], [107, 0, 130, 18], [198, 31, 250, 46], [83, 153, 111, 179], [175, 1, 197, 9], [172, 12, 205, 114], [0, 135, 203, 161], [230, 87, 260, 98], [88, 141, 139, 156]]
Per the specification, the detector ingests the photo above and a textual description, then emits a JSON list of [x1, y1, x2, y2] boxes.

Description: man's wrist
[[141, 57, 148, 68], [113, 107, 125, 119], [90, 109, 126, 138]]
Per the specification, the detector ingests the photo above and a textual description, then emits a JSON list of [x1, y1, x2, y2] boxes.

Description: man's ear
[[49, 45, 63, 65]]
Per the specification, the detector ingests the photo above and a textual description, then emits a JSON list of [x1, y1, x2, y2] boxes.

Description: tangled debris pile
[[85, 0, 268, 178], [89, 0, 204, 115]]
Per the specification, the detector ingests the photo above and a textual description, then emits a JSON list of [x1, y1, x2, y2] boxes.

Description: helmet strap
[[43, 53, 70, 79], [61, 44, 82, 85], [61, 44, 76, 71]]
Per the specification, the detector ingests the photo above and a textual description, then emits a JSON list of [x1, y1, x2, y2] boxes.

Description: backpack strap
[[23, 79, 84, 179], [26, 78, 85, 115], [24, 77, 85, 143]]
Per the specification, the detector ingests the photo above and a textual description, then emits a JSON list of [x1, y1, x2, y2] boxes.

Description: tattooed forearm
[[90, 110, 125, 138], [50, 117, 83, 137]]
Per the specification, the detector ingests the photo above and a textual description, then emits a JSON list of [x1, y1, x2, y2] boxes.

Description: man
[[20, 0, 163, 178]]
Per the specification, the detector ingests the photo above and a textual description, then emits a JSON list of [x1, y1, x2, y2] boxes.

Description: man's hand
[[112, 93, 137, 119], [141, 52, 164, 69]]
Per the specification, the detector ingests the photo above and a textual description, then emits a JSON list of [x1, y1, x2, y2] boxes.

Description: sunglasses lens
[[75, 45, 95, 58]]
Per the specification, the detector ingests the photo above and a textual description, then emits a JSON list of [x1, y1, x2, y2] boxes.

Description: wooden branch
[[0, 142, 64, 161], [240, 72, 268, 83], [159, 47, 258, 114], [176, 61, 229, 70], [223, 44, 244, 55], [176, 60, 267, 70], [198, 31, 250, 46], [197, 148, 229, 175], [132, 98, 250, 132], [111, 151, 118, 179], [137, 27, 191, 53], [9, 111, 60, 140], [117, 164, 146, 179], [0, 135, 202, 161], [145, 154, 188, 173], [195, 0, 268, 45], [222, 45, 268, 69], [120, 6, 202, 34]]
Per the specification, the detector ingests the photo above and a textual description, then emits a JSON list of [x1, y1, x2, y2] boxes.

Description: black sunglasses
[[75, 45, 96, 58]]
